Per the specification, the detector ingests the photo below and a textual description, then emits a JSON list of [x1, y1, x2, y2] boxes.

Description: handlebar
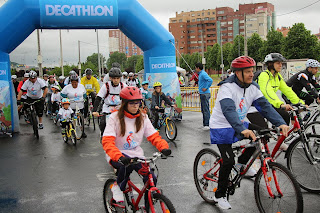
[[23, 99, 42, 105], [129, 152, 172, 165]]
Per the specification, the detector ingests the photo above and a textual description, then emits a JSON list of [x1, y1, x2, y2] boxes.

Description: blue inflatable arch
[[0, 0, 179, 133]]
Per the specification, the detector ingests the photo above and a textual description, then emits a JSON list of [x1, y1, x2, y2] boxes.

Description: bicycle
[[193, 128, 303, 213], [103, 152, 176, 213], [70, 100, 84, 140], [86, 95, 96, 131], [150, 106, 177, 141], [61, 118, 77, 146], [24, 99, 41, 139]]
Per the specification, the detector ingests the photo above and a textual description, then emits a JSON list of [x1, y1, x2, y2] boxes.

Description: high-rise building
[[169, 2, 275, 55], [108, 30, 143, 57]]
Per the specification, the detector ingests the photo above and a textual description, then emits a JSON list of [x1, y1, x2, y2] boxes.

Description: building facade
[[169, 2, 275, 55], [108, 30, 143, 57], [277, 26, 290, 37]]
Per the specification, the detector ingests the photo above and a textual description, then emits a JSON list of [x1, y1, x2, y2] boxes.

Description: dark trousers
[[99, 114, 110, 136], [84, 92, 96, 118], [274, 106, 290, 125], [151, 110, 160, 129], [26, 97, 44, 117], [200, 93, 211, 126], [215, 144, 255, 198], [52, 102, 60, 114], [110, 156, 157, 209]]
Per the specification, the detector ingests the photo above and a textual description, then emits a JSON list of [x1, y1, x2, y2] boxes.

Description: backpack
[[105, 81, 124, 98], [253, 70, 281, 83]]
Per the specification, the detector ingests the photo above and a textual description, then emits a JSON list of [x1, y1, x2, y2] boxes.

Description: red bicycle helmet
[[120, 86, 143, 101], [231, 56, 256, 71]]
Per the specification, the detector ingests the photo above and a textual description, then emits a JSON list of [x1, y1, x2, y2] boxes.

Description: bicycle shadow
[[193, 201, 223, 213]]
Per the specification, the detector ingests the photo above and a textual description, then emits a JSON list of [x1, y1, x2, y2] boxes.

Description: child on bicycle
[[51, 85, 61, 118], [209, 56, 289, 210], [58, 98, 76, 142], [151, 82, 175, 129], [101, 86, 171, 209]]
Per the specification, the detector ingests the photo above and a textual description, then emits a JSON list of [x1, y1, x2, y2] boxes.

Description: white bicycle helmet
[[11, 75, 17, 79], [59, 76, 65, 80], [306, 59, 320, 68], [122, 71, 128, 77], [264, 53, 286, 63]]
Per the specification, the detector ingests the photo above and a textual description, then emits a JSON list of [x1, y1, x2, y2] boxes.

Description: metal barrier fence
[[180, 86, 219, 113]]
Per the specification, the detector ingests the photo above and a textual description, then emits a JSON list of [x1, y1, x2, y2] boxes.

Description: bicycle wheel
[[92, 113, 96, 131], [103, 179, 125, 213], [304, 121, 320, 136], [148, 193, 176, 213], [165, 119, 177, 141], [31, 111, 39, 139], [287, 135, 320, 193], [254, 161, 303, 213], [193, 148, 220, 203], [74, 114, 84, 140], [71, 127, 77, 146]]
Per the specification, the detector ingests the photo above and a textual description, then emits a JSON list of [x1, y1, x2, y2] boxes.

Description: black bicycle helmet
[[85, 68, 93, 76], [109, 67, 122, 77], [112, 62, 121, 68]]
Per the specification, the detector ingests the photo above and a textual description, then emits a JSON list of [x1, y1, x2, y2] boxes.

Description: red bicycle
[[103, 152, 176, 213]]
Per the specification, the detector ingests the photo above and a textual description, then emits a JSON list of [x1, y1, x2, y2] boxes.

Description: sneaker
[[38, 123, 44, 129], [82, 132, 87, 138], [202, 126, 210, 130], [279, 143, 288, 151], [213, 196, 232, 210], [111, 182, 124, 202]]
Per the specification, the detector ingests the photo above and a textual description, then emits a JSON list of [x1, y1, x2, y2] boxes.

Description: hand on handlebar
[[161, 149, 172, 157], [92, 112, 99, 117], [119, 156, 131, 166], [279, 124, 290, 137], [241, 129, 256, 141], [155, 106, 159, 110], [281, 104, 293, 111]]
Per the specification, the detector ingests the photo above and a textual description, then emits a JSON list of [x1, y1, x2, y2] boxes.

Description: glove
[[118, 156, 131, 166], [161, 149, 171, 157], [17, 100, 21, 105], [40, 97, 45, 102]]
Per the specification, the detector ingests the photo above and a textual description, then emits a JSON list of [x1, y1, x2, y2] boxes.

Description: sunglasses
[[128, 101, 141, 105]]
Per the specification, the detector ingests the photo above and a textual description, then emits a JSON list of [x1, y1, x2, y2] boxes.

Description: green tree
[[229, 35, 244, 61], [217, 42, 233, 71], [135, 55, 144, 72], [283, 23, 319, 59], [126, 55, 142, 72], [260, 28, 284, 59], [107, 52, 127, 70], [179, 54, 192, 71], [247, 33, 264, 63], [205, 43, 220, 70], [86, 53, 105, 69], [190, 52, 201, 70]]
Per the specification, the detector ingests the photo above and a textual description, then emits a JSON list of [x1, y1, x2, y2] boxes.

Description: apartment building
[[108, 30, 143, 57], [169, 2, 275, 54]]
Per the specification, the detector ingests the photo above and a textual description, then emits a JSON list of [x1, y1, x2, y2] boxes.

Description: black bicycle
[[24, 100, 41, 139]]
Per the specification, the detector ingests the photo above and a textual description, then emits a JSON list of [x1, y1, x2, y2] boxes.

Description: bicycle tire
[[254, 161, 303, 213], [193, 148, 220, 203], [103, 178, 127, 213], [286, 134, 320, 193], [75, 114, 84, 140], [165, 119, 177, 141], [31, 111, 39, 139], [92, 114, 96, 131], [148, 193, 176, 213], [71, 129, 77, 146], [304, 121, 320, 136]]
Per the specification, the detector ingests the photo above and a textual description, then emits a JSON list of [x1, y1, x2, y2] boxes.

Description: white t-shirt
[[21, 78, 47, 99], [103, 112, 157, 161], [61, 84, 86, 109], [51, 92, 61, 103], [58, 107, 74, 120], [47, 81, 59, 94], [209, 82, 264, 129], [97, 82, 127, 113], [126, 79, 139, 87]]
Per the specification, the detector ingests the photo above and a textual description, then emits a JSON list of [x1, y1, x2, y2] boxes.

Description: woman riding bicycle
[[209, 56, 289, 210], [61, 74, 87, 138], [101, 86, 171, 209]]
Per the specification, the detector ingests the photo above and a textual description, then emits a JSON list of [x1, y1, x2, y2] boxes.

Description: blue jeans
[[200, 93, 211, 126]]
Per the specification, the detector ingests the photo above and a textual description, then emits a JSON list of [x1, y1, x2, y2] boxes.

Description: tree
[[205, 43, 220, 70], [179, 54, 192, 71], [107, 52, 127, 70], [190, 52, 201, 70], [283, 23, 319, 59], [135, 55, 144, 72], [260, 28, 284, 59], [247, 33, 264, 63], [86, 53, 106, 69], [217, 42, 233, 71], [229, 35, 244, 61], [126, 55, 142, 72]]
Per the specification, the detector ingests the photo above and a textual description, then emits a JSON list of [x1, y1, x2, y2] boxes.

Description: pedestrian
[[177, 72, 185, 87], [189, 71, 199, 87], [11, 75, 19, 95], [195, 63, 213, 130]]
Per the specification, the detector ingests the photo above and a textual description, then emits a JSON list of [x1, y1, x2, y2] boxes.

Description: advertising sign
[[40, 0, 118, 27], [149, 56, 176, 73], [0, 62, 12, 133]]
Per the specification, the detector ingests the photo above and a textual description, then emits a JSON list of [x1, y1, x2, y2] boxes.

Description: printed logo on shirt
[[74, 93, 80, 101], [124, 131, 138, 150], [237, 97, 247, 122], [30, 87, 37, 96]]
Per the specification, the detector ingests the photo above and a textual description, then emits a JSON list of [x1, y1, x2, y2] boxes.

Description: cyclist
[[58, 76, 65, 89], [134, 73, 141, 86], [101, 86, 171, 208], [209, 56, 289, 210], [81, 68, 100, 122], [99, 74, 105, 88], [126, 73, 140, 88], [17, 71, 48, 129], [17, 73, 30, 122], [61, 74, 87, 138], [92, 67, 126, 136], [43, 74, 49, 84], [58, 98, 77, 142], [151, 82, 175, 129], [51, 85, 61, 117], [47, 75, 59, 116], [256, 53, 305, 125], [140, 81, 151, 112], [177, 72, 185, 87], [122, 71, 128, 82], [286, 59, 320, 105], [11, 75, 19, 95], [64, 70, 80, 86]]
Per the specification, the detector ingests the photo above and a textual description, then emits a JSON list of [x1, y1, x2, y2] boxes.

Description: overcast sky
[[0, 0, 319, 67]]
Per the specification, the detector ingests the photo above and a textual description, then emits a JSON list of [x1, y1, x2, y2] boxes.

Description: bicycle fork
[[261, 157, 283, 198]]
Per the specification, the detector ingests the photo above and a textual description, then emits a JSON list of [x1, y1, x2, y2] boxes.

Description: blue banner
[[0, 62, 8, 81], [149, 56, 176, 73], [40, 0, 118, 28]]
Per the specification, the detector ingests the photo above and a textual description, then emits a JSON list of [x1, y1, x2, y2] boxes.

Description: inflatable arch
[[0, 0, 180, 133]]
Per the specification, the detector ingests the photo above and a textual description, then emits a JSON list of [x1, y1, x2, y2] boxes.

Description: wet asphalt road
[[0, 112, 319, 213]]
